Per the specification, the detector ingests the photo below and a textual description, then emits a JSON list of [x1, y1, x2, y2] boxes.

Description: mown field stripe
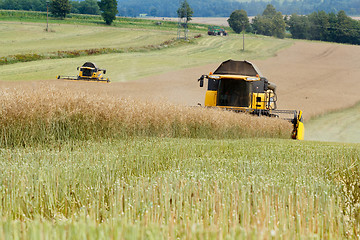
[[0, 37, 195, 66]]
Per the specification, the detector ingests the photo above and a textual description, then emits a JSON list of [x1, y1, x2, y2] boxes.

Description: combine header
[[57, 62, 110, 83], [198, 60, 304, 140]]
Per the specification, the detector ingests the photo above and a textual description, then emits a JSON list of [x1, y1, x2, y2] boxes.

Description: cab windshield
[[217, 79, 251, 107]]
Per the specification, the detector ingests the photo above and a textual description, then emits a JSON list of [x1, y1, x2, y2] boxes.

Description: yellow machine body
[[78, 67, 102, 79], [204, 91, 217, 107], [198, 60, 304, 140], [203, 74, 276, 113], [251, 93, 266, 109], [292, 110, 305, 140]]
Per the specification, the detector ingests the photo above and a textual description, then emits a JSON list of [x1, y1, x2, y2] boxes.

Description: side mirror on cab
[[198, 75, 205, 87]]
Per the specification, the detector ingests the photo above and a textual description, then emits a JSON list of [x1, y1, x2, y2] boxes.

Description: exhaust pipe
[[268, 82, 277, 93]]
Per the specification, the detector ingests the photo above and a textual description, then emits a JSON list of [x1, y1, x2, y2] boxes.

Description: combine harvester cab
[[198, 60, 304, 140], [57, 62, 110, 83]]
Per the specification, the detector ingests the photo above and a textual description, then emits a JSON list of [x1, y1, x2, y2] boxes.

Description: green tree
[[288, 14, 310, 39], [98, 0, 118, 25], [251, 4, 286, 39], [272, 12, 286, 38], [252, 16, 273, 36], [1, 0, 20, 10], [70, 0, 80, 13], [79, 0, 100, 15], [288, 10, 360, 45], [177, 0, 193, 23], [227, 9, 250, 34], [50, 0, 71, 19], [327, 12, 338, 42], [333, 10, 359, 44], [262, 4, 277, 18], [308, 11, 330, 41]]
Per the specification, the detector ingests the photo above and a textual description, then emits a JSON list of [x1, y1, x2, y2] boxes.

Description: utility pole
[[46, 1, 50, 32], [242, 24, 245, 51]]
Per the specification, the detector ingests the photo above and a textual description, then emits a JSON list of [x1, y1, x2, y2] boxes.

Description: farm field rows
[[1, 137, 359, 239], [0, 14, 360, 239], [0, 21, 291, 82], [0, 21, 177, 57]]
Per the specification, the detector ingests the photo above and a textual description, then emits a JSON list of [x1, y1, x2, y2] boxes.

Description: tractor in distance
[[208, 26, 228, 36]]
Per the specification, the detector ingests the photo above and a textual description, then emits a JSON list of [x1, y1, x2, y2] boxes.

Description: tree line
[[228, 5, 286, 39], [287, 10, 360, 45], [1, 0, 360, 17], [228, 4, 360, 45], [0, 0, 100, 15], [118, 0, 360, 17], [0, 0, 118, 25]]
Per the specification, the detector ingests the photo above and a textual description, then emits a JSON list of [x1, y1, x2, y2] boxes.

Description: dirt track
[[2, 40, 360, 122]]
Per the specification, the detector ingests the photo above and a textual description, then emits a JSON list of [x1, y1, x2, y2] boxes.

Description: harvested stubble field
[[1, 14, 360, 239]]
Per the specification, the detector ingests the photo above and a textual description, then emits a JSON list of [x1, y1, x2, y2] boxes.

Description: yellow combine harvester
[[198, 60, 304, 140], [57, 62, 110, 83]]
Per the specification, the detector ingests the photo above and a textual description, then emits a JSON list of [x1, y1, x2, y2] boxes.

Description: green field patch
[[0, 10, 209, 31], [0, 39, 184, 65], [0, 27, 292, 82], [0, 22, 178, 58], [305, 103, 360, 143]]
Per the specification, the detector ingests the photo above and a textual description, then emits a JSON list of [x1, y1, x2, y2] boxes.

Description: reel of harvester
[[197, 60, 304, 140], [57, 62, 110, 83]]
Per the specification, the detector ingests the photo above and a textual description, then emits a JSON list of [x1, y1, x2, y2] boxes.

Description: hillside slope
[[254, 41, 360, 120]]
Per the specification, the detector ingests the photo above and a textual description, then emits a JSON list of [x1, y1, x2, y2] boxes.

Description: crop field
[[0, 86, 292, 147], [0, 22, 177, 57], [0, 35, 291, 82], [0, 12, 360, 239], [1, 136, 360, 239]]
